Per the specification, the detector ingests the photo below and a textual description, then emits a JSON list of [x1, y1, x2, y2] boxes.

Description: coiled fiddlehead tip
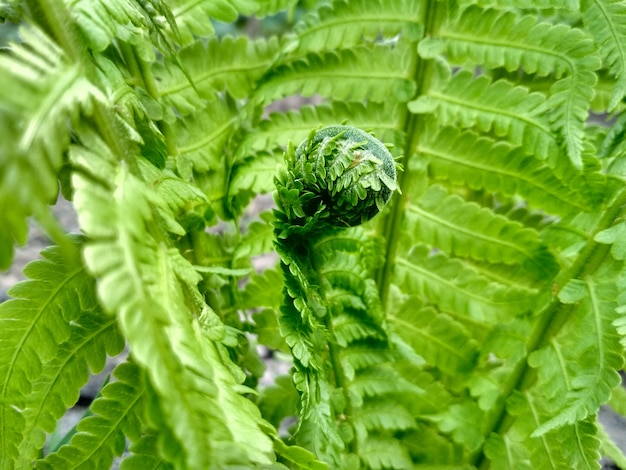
[[275, 125, 397, 234]]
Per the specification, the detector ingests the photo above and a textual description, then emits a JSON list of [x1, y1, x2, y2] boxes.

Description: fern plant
[[1, 0, 626, 468]]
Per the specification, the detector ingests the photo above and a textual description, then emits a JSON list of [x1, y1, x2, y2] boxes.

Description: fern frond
[[253, 308, 289, 352], [332, 313, 386, 345], [66, 0, 152, 53], [268, 432, 330, 470], [350, 366, 422, 399], [483, 432, 532, 470], [418, 7, 597, 77], [406, 185, 560, 281], [292, 378, 345, 467], [409, 70, 557, 159], [416, 127, 591, 216], [255, 0, 299, 18], [235, 102, 403, 162], [0, 26, 104, 268], [460, 258, 545, 292], [258, 375, 298, 429], [358, 436, 413, 470], [464, 0, 577, 8], [173, 96, 240, 169], [234, 210, 276, 261], [434, 401, 486, 452], [506, 392, 601, 469], [419, 6, 601, 167], [18, 313, 122, 468], [119, 434, 173, 470], [229, 153, 281, 207], [37, 362, 142, 469], [293, 0, 422, 54], [242, 267, 284, 311], [230, 102, 403, 210], [156, 36, 280, 111], [544, 71, 598, 169], [529, 275, 623, 436], [137, 159, 211, 234], [340, 345, 395, 380], [395, 244, 536, 324], [582, 0, 626, 110], [255, 43, 416, 104], [168, 0, 258, 46], [354, 399, 416, 434], [389, 302, 478, 374], [70, 134, 274, 467], [0, 241, 124, 468]]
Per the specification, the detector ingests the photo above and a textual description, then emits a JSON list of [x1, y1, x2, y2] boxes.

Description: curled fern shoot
[[275, 125, 397, 234], [274, 126, 417, 469]]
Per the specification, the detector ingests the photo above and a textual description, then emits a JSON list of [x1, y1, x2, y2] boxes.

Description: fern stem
[[474, 185, 626, 468], [377, 0, 440, 309]]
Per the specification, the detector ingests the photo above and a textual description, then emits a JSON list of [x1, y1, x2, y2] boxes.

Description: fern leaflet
[[418, 6, 600, 167], [256, 44, 416, 105], [408, 69, 557, 159], [36, 362, 143, 469], [292, 0, 422, 54], [582, 0, 626, 109]]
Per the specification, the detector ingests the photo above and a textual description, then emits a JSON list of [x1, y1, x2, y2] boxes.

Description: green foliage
[[1, 0, 626, 469]]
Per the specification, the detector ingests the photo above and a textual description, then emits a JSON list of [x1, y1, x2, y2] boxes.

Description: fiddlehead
[[275, 125, 397, 234], [274, 126, 417, 469]]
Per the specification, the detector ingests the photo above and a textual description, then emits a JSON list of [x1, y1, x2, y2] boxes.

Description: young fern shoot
[[273, 126, 419, 469]]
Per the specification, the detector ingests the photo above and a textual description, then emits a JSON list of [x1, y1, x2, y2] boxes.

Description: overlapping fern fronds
[[1, 0, 626, 468]]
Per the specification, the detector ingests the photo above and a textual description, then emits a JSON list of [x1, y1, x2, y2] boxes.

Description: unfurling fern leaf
[[273, 126, 420, 469]]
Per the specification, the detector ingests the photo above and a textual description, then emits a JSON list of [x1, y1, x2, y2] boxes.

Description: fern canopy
[[1, 0, 626, 469]]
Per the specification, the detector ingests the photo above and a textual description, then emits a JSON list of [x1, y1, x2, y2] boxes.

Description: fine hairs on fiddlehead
[[273, 126, 418, 469]]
